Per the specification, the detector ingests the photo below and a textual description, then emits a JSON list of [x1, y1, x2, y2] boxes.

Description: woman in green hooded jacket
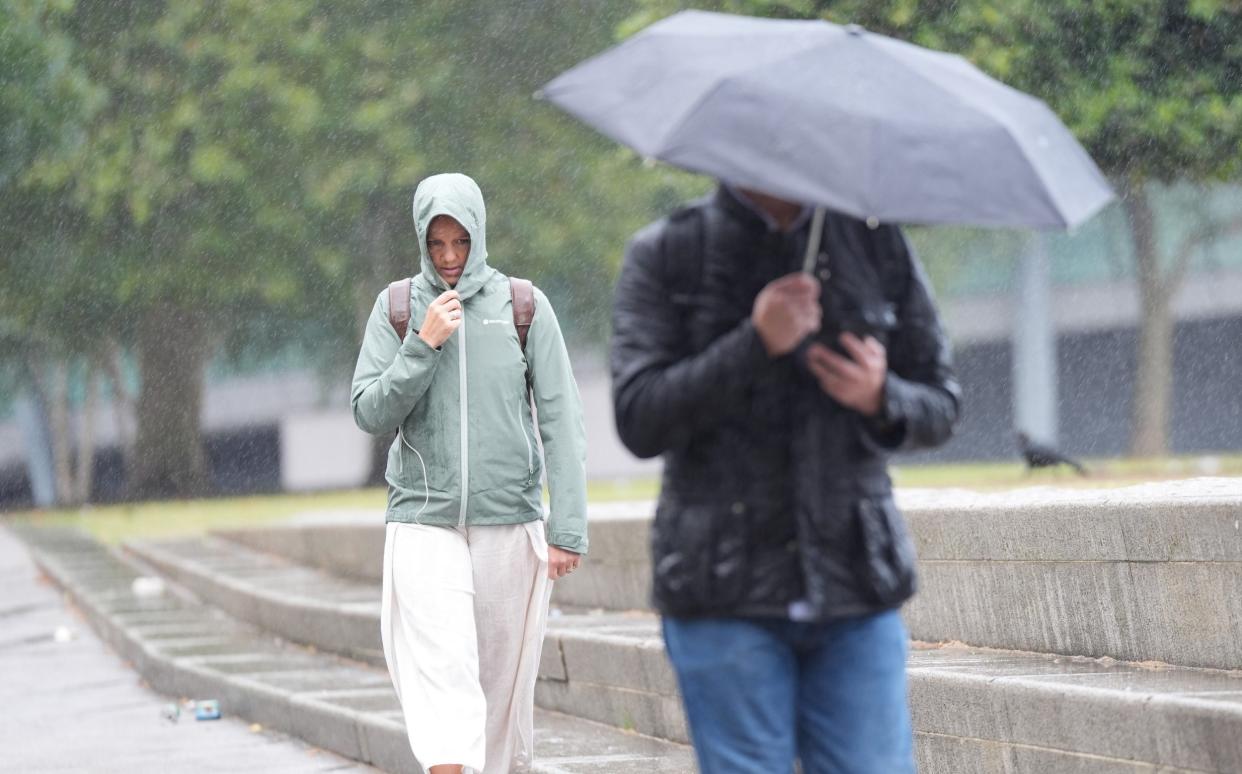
[[351, 173, 588, 774]]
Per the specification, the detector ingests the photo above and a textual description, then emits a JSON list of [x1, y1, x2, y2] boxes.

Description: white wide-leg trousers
[[381, 519, 552, 773]]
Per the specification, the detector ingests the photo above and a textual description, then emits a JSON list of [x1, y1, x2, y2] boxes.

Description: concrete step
[[126, 535, 386, 666], [130, 528, 1242, 772], [124, 534, 675, 733], [13, 526, 694, 773], [543, 611, 1242, 773], [217, 481, 1242, 670]]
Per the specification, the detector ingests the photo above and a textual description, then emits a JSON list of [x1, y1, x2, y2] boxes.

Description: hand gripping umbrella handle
[[793, 205, 829, 373], [802, 207, 827, 274]]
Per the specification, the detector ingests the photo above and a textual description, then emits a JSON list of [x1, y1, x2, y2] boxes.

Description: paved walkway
[[0, 524, 379, 774]]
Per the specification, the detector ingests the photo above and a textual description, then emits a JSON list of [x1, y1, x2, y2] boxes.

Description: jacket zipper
[[457, 310, 469, 527], [519, 396, 534, 482]]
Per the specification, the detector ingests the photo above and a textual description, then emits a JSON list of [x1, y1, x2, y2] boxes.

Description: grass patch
[[585, 477, 660, 502], [6, 488, 387, 545], [892, 453, 1242, 490], [6, 454, 1237, 544], [5, 480, 659, 545]]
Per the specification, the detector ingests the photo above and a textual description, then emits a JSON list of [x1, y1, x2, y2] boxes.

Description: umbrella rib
[[547, 34, 821, 160], [872, 54, 1068, 225], [653, 74, 742, 160], [654, 28, 838, 157], [656, 37, 1004, 218]]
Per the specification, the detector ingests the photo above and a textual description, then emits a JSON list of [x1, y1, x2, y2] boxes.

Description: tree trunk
[[74, 364, 100, 505], [1123, 179, 1173, 458], [103, 339, 136, 476], [27, 357, 75, 506], [356, 203, 408, 487], [129, 302, 213, 500], [48, 363, 75, 505]]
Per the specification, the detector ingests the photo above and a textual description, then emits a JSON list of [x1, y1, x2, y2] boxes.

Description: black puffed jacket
[[610, 187, 961, 620]]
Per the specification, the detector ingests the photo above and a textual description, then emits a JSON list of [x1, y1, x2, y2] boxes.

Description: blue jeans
[[662, 610, 914, 774]]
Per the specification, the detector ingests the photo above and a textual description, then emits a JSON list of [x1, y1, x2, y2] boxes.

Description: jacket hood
[[412, 173, 493, 298]]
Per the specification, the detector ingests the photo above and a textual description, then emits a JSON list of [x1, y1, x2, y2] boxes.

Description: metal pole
[[802, 207, 827, 273], [1012, 231, 1059, 446]]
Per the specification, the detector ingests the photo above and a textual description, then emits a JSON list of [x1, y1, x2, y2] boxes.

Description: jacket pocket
[[385, 433, 432, 521], [468, 393, 539, 493], [651, 499, 750, 613], [855, 495, 918, 606], [516, 394, 537, 486], [394, 415, 457, 492]]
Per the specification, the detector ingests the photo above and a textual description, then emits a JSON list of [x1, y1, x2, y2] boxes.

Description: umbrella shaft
[[802, 207, 827, 274]]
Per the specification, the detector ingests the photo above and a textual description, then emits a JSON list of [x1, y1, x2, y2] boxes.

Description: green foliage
[[0, 0, 105, 361], [1, 1, 707, 377], [4, 0, 1236, 385], [0, 0, 725, 499], [0, 0, 99, 188], [304, 0, 708, 348]]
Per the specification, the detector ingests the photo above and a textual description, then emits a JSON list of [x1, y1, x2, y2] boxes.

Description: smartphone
[[816, 303, 897, 357]]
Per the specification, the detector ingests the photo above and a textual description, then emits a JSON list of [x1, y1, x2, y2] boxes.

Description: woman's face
[[427, 215, 471, 287]]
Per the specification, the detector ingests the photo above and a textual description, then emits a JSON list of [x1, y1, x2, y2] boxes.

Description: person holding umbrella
[[611, 180, 958, 772], [544, 10, 1112, 771]]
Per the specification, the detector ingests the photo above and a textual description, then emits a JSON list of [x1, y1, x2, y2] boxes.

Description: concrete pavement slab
[[0, 524, 379, 774]]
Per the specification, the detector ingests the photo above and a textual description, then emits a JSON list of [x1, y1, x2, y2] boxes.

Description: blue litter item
[[194, 699, 221, 720]]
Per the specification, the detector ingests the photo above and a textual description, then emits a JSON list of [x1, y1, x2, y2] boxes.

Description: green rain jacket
[[350, 173, 588, 554]]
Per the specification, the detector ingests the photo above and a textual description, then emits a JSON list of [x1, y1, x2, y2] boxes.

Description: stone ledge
[[52, 522, 1242, 772], [542, 620, 1242, 771], [214, 481, 1242, 668]]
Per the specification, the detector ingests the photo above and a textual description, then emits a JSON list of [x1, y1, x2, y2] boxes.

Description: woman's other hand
[[547, 545, 582, 580]]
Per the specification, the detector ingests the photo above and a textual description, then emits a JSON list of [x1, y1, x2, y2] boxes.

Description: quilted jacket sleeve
[[610, 222, 772, 459], [861, 228, 962, 452]]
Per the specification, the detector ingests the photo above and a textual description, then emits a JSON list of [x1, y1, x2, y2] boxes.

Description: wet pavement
[[3, 523, 698, 773], [0, 524, 380, 774]]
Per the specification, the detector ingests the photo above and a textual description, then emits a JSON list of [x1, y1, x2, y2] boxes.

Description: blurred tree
[[289, 0, 705, 483], [12, 0, 346, 498], [4, 0, 704, 501], [0, 0, 113, 505], [629, 0, 1242, 456]]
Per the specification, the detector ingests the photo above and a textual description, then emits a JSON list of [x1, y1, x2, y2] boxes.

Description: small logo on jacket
[[481, 319, 509, 326]]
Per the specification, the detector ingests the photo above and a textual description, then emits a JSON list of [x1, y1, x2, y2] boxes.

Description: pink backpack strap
[[509, 277, 535, 352], [387, 278, 412, 340]]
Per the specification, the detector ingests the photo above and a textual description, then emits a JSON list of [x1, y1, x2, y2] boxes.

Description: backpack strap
[[387, 276, 535, 349], [387, 278, 412, 341], [665, 200, 711, 335], [509, 277, 535, 352]]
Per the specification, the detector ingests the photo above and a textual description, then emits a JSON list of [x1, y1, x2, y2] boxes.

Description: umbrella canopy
[[541, 10, 1114, 230]]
